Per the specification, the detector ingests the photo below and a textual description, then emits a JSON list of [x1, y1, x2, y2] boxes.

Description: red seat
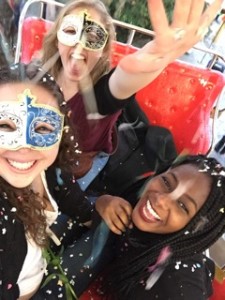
[[136, 61, 225, 154], [210, 279, 225, 300], [20, 17, 53, 63], [111, 41, 137, 67]]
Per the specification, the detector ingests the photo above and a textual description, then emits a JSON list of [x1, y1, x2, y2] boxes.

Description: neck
[[30, 174, 44, 197], [31, 174, 54, 211], [57, 71, 79, 101]]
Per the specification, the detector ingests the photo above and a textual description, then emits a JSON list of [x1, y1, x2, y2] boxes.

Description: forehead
[[170, 163, 212, 206], [0, 83, 58, 108], [171, 164, 209, 180]]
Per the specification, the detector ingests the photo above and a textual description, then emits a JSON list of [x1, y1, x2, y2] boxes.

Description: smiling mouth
[[143, 199, 161, 222], [8, 159, 35, 171]]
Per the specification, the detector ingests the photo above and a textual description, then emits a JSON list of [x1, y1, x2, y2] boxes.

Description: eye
[[86, 31, 99, 42], [63, 27, 77, 35], [177, 200, 189, 214], [35, 123, 54, 134], [0, 120, 16, 132], [161, 175, 172, 192]]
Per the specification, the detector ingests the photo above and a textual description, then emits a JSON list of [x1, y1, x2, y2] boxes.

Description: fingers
[[147, 0, 169, 34], [200, 0, 223, 32], [104, 204, 133, 235], [172, 0, 193, 28], [186, 0, 205, 26], [96, 195, 133, 235], [148, 0, 222, 35]]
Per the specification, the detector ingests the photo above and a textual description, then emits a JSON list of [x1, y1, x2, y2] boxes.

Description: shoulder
[[128, 254, 215, 300], [164, 254, 214, 286]]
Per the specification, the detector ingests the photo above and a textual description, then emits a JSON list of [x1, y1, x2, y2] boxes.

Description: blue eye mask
[[57, 12, 108, 51], [0, 89, 64, 150]]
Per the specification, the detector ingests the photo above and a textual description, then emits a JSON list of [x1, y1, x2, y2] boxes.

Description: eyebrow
[[169, 171, 198, 211]]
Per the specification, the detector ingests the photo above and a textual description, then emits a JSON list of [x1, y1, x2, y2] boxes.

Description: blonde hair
[[42, 0, 116, 85]]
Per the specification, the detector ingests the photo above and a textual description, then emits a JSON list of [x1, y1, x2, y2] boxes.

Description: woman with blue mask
[[0, 63, 92, 300]]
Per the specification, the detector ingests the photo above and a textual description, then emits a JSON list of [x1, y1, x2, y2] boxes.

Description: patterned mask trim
[[0, 89, 64, 150]]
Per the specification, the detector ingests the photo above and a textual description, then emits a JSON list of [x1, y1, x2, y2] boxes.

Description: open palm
[[120, 0, 223, 73]]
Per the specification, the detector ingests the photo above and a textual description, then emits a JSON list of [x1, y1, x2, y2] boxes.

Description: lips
[[8, 159, 35, 171], [141, 199, 162, 223]]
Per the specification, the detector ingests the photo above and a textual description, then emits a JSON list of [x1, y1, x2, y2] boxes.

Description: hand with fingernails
[[119, 0, 223, 74], [95, 195, 133, 235]]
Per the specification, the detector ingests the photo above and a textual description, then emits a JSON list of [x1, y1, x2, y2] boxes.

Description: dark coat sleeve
[[126, 255, 215, 300], [94, 69, 133, 115], [0, 197, 27, 299]]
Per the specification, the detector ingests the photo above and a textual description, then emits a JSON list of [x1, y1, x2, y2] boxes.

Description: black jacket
[[0, 166, 92, 299]]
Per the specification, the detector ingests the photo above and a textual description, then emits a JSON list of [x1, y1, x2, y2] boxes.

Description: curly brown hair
[[0, 62, 83, 246]]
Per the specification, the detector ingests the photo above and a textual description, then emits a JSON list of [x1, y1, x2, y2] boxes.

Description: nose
[[72, 42, 83, 53], [155, 192, 174, 210], [16, 147, 33, 154]]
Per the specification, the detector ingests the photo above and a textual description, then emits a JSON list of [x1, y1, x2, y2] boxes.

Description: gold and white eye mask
[[57, 12, 108, 51], [0, 89, 64, 150]]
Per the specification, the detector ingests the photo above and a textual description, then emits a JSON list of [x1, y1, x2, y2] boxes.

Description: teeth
[[71, 53, 85, 60], [8, 160, 35, 170], [146, 200, 161, 220]]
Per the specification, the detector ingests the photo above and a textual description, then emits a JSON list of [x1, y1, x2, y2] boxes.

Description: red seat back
[[136, 61, 225, 154], [21, 17, 53, 63], [210, 279, 225, 300]]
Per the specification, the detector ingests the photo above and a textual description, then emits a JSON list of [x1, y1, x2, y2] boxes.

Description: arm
[[0, 198, 26, 299], [95, 194, 133, 235], [109, 0, 223, 99]]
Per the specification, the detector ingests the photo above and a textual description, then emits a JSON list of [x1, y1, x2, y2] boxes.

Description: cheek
[[88, 50, 103, 64], [167, 211, 191, 232], [57, 42, 69, 57], [95, 50, 103, 59], [45, 147, 59, 165]]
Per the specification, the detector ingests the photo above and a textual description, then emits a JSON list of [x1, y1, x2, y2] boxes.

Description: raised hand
[[95, 195, 133, 235], [120, 0, 223, 73]]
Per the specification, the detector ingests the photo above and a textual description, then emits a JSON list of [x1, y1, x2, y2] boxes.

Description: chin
[[10, 183, 31, 189], [132, 214, 147, 232], [2, 177, 32, 189]]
